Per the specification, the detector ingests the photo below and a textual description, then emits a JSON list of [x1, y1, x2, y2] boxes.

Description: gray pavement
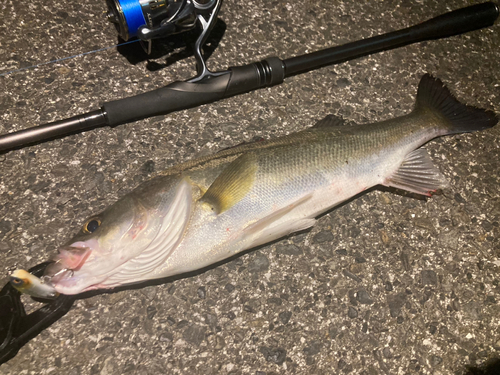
[[1, 0, 499, 374]]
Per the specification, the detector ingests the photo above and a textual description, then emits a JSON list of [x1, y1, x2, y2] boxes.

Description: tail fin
[[415, 74, 498, 134]]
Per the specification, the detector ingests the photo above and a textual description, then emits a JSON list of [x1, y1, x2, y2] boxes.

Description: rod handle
[[104, 58, 284, 126]]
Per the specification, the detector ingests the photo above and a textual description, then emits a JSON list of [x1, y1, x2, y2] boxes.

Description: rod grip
[[103, 75, 230, 126], [103, 57, 284, 126]]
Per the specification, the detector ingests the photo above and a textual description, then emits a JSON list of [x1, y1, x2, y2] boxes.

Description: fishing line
[[0, 40, 140, 77]]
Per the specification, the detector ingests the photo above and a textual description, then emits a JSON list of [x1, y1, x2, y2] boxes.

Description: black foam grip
[[103, 73, 232, 126], [103, 58, 285, 127]]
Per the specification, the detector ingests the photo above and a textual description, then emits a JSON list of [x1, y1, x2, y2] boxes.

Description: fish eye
[[83, 218, 101, 234]]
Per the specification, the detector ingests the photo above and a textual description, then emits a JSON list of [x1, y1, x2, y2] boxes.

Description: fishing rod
[[0, 1, 498, 153], [0, 1, 499, 365]]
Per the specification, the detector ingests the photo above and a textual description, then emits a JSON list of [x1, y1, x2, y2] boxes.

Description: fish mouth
[[44, 244, 92, 288]]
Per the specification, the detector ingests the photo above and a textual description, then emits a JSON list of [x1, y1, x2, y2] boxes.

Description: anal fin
[[383, 148, 448, 196]]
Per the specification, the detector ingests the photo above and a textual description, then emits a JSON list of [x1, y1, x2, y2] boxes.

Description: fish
[[14, 74, 497, 297], [9, 269, 58, 299]]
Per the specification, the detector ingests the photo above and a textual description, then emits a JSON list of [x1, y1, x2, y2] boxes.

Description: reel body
[[106, 0, 219, 56]]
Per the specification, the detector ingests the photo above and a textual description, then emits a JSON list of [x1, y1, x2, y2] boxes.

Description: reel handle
[[107, 0, 222, 54]]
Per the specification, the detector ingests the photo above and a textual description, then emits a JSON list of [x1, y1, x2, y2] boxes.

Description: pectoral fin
[[201, 153, 258, 214], [383, 148, 448, 196], [243, 193, 316, 249]]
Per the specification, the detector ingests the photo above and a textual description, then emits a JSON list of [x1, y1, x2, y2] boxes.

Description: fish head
[[43, 176, 192, 295], [44, 192, 150, 295]]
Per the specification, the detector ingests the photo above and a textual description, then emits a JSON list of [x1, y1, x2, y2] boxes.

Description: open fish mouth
[[44, 243, 93, 287]]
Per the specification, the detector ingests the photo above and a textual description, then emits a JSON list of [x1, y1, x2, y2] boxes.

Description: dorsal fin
[[312, 114, 346, 129], [217, 136, 266, 153], [201, 153, 258, 214]]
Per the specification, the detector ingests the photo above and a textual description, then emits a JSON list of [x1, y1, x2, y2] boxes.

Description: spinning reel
[[106, 0, 221, 75]]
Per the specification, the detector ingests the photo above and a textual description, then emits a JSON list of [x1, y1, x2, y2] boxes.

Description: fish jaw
[[44, 239, 101, 294], [48, 271, 101, 295]]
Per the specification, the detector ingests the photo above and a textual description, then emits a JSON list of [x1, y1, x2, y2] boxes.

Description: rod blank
[[283, 2, 499, 77]]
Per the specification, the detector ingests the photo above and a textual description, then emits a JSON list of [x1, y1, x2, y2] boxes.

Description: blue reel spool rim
[[119, 0, 146, 39]]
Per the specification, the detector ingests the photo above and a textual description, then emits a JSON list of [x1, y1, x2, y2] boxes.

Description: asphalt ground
[[1, 0, 499, 374]]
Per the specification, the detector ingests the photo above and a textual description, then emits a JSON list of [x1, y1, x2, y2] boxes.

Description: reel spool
[[106, 0, 220, 55]]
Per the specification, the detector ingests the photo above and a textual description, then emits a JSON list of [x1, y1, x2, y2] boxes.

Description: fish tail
[[415, 74, 498, 134]]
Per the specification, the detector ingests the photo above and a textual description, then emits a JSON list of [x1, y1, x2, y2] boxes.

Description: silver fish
[[22, 74, 496, 296]]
